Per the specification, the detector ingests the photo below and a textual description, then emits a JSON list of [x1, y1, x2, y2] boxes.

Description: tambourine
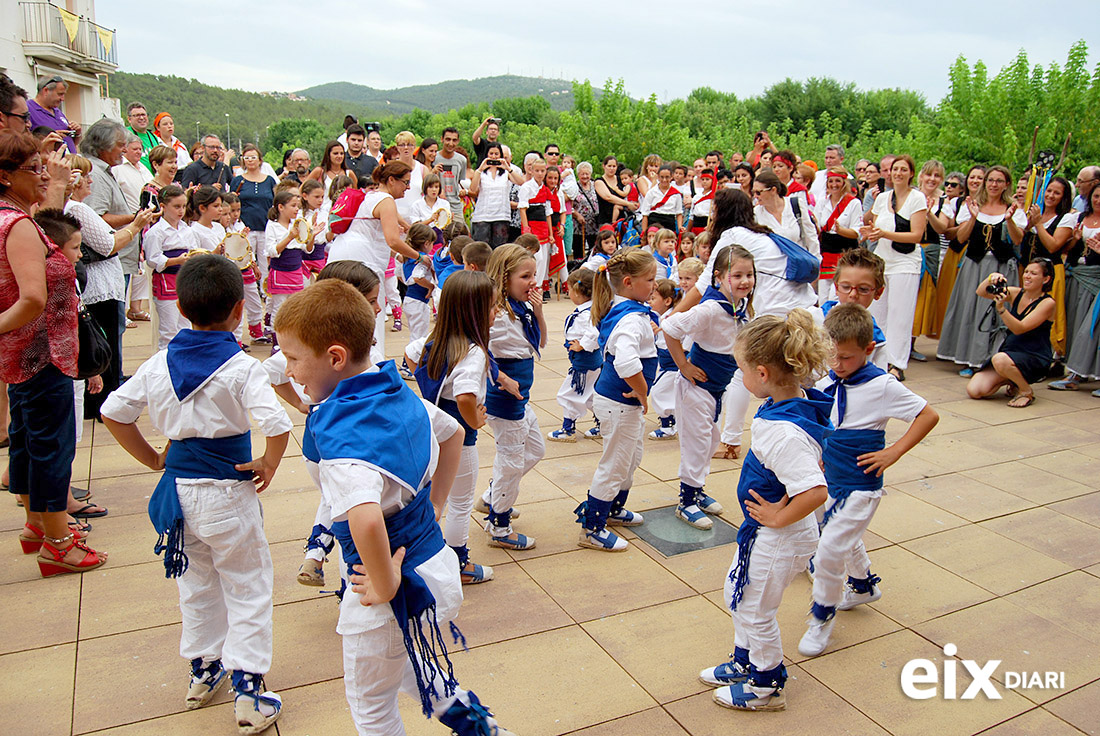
[[292, 216, 314, 245], [433, 207, 453, 229], [219, 232, 252, 268]]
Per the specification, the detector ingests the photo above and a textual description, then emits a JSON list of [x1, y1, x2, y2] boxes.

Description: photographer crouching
[[966, 257, 1055, 407]]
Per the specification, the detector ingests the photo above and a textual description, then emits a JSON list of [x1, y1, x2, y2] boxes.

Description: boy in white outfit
[[102, 255, 292, 735]]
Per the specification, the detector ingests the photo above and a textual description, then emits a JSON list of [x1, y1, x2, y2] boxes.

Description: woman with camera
[[469, 142, 520, 247], [966, 258, 1055, 408]]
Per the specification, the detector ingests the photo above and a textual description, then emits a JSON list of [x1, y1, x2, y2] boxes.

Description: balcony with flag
[[19, 1, 118, 74]]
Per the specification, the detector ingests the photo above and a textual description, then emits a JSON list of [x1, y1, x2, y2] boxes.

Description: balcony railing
[[20, 2, 118, 70]]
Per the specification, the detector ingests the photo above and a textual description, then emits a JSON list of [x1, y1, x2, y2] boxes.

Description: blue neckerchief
[[590, 251, 611, 264], [507, 297, 542, 356], [563, 304, 591, 348], [307, 363, 461, 716], [402, 258, 417, 281], [701, 286, 749, 322], [823, 300, 886, 345], [150, 433, 252, 578], [728, 389, 833, 611], [431, 249, 452, 280], [597, 299, 659, 352], [655, 252, 675, 279], [823, 363, 887, 426], [166, 330, 241, 401]]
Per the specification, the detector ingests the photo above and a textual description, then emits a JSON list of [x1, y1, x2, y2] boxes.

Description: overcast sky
[[105, 0, 1096, 105]]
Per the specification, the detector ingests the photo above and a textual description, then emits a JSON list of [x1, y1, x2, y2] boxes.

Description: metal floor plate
[[631, 505, 740, 557]]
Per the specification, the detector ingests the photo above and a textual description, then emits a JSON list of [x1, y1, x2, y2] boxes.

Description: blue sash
[[688, 345, 737, 418], [594, 299, 660, 407], [150, 433, 252, 578], [657, 347, 678, 373], [269, 247, 304, 272], [567, 350, 601, 393], [308, 364, 459, 716], [508, 297, 542, 357], [162, 247, 188, 275], [822, 300, 886, 346], [403, 258, 430, 301], [822, 363, 887, 426], [485, 356, 533, 420], [823, 428, 885, 496], [728, 390, 833, 610], [413, 342, 479, 446]]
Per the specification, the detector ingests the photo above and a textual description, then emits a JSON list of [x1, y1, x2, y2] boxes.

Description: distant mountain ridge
[[296, 75, 581, 115]]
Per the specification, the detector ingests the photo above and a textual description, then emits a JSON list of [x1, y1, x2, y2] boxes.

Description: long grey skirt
[[1064, 265, 1100, 358], [936, 253, 1019, 368]]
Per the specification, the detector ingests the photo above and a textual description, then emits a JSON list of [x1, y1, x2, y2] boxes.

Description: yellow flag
[[96, 27, 113, 57], [58, 7, 80, 44]]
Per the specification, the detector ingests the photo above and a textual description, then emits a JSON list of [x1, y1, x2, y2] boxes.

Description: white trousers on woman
[[176, 479, 274, 675], [811, 491, 881, 608], [676, 376, 721, 488], [724, 516, 818, 674], [589, 394, 644, 503], [868, 272, 920, 370], [483, 407, 544, 516], [719, 370, 751, 446]]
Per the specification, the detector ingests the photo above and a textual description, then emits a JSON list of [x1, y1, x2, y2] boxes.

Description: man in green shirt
[[125, 102, 160, 173]]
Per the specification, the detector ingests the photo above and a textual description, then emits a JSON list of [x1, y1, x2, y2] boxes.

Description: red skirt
[[152, 271, 178, 301], [267, 267, 306, 295], [820, 251, 841, 280]]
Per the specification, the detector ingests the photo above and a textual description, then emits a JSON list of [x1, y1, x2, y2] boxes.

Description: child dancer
[[473, 244, 545, 550], [270, 262, 381, 588], [662, 245, 755, 529], [577, 249, 658, 552], [518, 157, 560, 301], [405, 270, 497, 584], [186, 186, 226, 251], [221, 191, 244, 233], [264, 190, 312, 327], [401, 223, 437, 348], [648, 279, 681, 440], [298, 179, 331, 277], [461, 241, 491, 272], [102, 255, 292, 734], [216, 192, 265, 344], [822, 248, 889, 369], [653, 228, 679, 280], [272, 281, 516, 736], [678, 256, 704, 294], [700, 309, 832, 712], [798, 303, 938, 657], [548, 269, 601, 442], [582, 227, 617, 271], [679, 230, 696, 262], [144, 185, 199, 349]]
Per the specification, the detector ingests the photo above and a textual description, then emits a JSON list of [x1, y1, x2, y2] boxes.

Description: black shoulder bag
[[890, 191, 916, 254]]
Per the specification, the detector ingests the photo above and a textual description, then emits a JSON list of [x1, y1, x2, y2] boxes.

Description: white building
[[0, 0, 120, 126]]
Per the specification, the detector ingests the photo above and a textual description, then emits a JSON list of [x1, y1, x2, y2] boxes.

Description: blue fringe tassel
[[404, 603, 460, 718], [568, 366, 588, 394], [727, 528, 758, 612], [450, 621, 468, 651], [820, 490, 853, 529], [154, 518, 189, 579]]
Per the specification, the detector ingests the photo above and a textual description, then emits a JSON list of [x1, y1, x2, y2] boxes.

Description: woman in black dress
[[593, 156, 635, 227], [966, 257, 1055, 407]]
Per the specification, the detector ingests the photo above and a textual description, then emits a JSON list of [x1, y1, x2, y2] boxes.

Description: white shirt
[[560, 168, 580, 199], [142, 217, 200, 273], [64, 200, 126, 304], [100, 349, 292, 442], [661, 299, 742, 356], [112, 159, 152, 212], [395, 162, 426, 221], [489, 308, 537, 360], [640, 185, 683, 217], [318, 391, 461, 636], [751, 409, 826, 497], [190, 221, 226, 252], [871, 189, 929, 275], [813, 371, 926, 431], [564, 301, 599, 351], [328, 191, 393, 277], [703, 227, 816, 316], [472, 169, 512, 222], [814, 195, 863, 235], [409, 196, 450, 225], [406, 339, 489, 403], [264, 221, 306, 259], [755, 199, 819, 256], [518, 179, 550, 219], [262, 349, 311, 407], [603, 296, 657, 378], [582, 251, 613, 272]]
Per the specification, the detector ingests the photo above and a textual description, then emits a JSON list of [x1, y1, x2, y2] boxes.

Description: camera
[[486, 159, 502, 167], [489, 117, 502, 126], [364, 122, 381, 134], [985, 280, 1008, 296]]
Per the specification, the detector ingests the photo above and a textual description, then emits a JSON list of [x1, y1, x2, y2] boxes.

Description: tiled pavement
[[2, 299, 1099, 736]]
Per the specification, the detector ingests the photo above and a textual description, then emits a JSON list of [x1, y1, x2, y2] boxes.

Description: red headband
[[773, 155, 795, 169], [598, 224, 615, 232], [826, 171, 847, 180]]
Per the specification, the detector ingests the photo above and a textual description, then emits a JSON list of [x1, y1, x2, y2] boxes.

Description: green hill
[[296, 75, 580, 114]]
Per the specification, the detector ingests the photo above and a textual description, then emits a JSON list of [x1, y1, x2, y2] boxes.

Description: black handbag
[[75, 287, 112, 380], [890, 192, 916, 254]]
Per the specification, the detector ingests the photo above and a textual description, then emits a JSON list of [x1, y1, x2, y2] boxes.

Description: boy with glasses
[[822, 248, 889, 369]]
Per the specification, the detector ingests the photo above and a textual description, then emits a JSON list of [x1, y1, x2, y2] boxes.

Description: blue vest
[[728, 390, 833, 610], [564, 306, 600, 393], [413, 341, 480, 447], [594, 299, 659, 407], [307, 363, 460, 716]]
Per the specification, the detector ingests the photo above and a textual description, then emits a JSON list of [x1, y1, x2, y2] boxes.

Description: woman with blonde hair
[[392, 130, 429, 221]]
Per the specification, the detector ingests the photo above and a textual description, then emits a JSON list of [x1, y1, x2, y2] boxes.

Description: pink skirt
[[302, 257, 327, 276], [242, 266, 258, 285], [267, 268, 305, 295], [152, 271, 178, 301]]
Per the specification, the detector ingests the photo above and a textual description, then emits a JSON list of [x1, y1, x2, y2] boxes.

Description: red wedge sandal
[[36, 535, 106, 577]]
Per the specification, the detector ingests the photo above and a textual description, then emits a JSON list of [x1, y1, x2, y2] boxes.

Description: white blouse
[[64, 200, 126, 304]]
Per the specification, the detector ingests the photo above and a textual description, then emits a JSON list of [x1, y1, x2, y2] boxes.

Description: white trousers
[[719, 370, 751, 446], [535, 241, 550, 285], [650, 370, 678, 419], [267, 292, 295, 323], [403, 298, 431, 344], [484, 407, 544, 513], [176, 479, 274, 674], [676, 377, 721, 487], [73, 380, 85, 443], [589, 394, 644, 503], [385, 273, 400, 313], [554, 368, 599, 422], [724, 517, 818, 673], [444, 444, 478, 550], [868, 272, 920, 370], [235, 281, 265, 341], [129, 269, 149, 301], [811, 492, 880, 608], [154, 298, 190, 350]]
